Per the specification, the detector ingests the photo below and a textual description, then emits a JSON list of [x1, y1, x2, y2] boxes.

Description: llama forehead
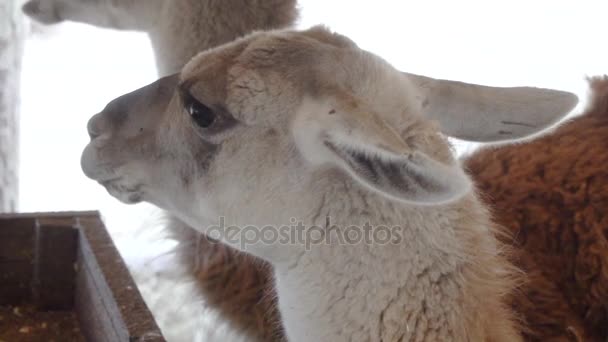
[[223, 31, 355, 122], [180, 28, 381, 126]]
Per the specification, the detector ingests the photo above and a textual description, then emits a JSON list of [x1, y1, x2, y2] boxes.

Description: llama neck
[[271, 190, 520, 342], [149, 0, 297, 75]]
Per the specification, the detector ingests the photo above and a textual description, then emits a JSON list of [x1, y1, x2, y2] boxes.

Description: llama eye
[[178, 86, 238, 141], [186, 97, 216, 128]]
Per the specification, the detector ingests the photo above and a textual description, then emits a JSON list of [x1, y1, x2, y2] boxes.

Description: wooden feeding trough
[[0, 211, 165, 341]]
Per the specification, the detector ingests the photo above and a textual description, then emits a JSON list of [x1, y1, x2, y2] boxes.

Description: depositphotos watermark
[[206, 217, 404, 250]]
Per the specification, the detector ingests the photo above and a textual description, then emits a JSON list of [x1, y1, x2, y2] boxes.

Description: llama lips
[[101, 178, 144, 204], [80, 142, 115, 182], [98, 177, 122, 187]]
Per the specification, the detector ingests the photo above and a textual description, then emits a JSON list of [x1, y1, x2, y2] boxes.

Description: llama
[[23, 0, 297, 340], [80, 27, 577, 341], [22, 0, 298, 76], [465, 76, 608, 341]]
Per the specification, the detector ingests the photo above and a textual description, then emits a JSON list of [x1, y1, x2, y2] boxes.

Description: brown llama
[[466, 76, 608, 341]]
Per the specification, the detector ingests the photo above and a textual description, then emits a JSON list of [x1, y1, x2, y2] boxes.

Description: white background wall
[[18, 1, 608, 248]]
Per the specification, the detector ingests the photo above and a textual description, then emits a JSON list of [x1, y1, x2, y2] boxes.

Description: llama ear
[[322, 139, 471, 204], [404, 73, 578, 142], [294, 95, 471, 205]]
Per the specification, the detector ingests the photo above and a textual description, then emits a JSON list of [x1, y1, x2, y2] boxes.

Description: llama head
[[81, 26, 576, 241]]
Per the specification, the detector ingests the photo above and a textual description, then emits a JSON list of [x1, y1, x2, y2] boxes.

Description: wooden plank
[[0, 211, 100, 220], [32, 220, 78, 310], [75, 214, 164, 341], [0, 217, 34, 304], [0, 215, 79, 307], [75, 241, 122, 342], [0, 217, 35, 260], [0, 260, 32, 305]]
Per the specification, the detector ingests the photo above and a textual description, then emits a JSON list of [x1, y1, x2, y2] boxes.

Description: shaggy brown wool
[[167, 219, 280, 341], [466, 76, 608, 341]]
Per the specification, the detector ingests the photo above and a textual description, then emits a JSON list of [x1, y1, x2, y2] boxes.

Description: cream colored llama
[[22, 0, 297, 75], [23, 1, 298, 340], [81, 26, 577, 341]]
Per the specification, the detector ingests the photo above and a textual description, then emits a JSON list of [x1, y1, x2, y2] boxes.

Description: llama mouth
[[101, 178, 144, 204], [99, 177, 123, 186]]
